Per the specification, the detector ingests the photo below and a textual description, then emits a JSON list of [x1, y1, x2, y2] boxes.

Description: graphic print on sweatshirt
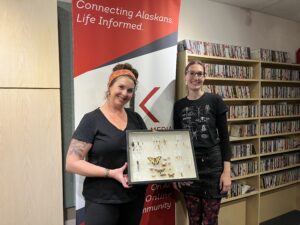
[[181, 104, 211, 141]]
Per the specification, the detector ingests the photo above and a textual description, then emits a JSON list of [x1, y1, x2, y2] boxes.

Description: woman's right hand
[[109, 162, 131, 188]]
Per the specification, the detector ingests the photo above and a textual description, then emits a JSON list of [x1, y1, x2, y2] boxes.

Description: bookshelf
[[175, 51, 300, 225], [258, 60, 300, 223]]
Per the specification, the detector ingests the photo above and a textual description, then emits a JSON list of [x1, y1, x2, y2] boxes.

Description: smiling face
[[185, 63, 205, 92], [107, 75, 135, 108]]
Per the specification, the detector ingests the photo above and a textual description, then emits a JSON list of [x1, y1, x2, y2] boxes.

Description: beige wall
[[0, 0, 63, 225], [179, 0, 300, 63]]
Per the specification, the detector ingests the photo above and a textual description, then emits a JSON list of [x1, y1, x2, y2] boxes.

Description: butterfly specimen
[[147, 156, 161, 165], [155, 168, 165, 173], [168, 173, 175, 178]]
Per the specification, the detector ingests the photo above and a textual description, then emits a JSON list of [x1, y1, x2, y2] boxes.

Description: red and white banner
[[72, 1, 181, 224], [141, 184, 175, 225]]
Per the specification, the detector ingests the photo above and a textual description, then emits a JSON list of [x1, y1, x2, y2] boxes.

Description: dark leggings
[[85, 196, 145, 225], [184, 195, 221, 225]]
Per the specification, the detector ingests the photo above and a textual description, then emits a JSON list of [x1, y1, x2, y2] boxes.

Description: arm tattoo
[[68, 139, 88, 158]]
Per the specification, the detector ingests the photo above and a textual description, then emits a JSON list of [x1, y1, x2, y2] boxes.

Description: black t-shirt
[[72, 108, 147, 204], [173, 93, 231, 198], [173, 93, 231, 161]]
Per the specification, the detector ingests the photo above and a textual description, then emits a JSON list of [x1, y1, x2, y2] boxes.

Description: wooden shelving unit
[[175, 51, 300, 225]]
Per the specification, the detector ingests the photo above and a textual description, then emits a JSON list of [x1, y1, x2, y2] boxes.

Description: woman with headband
[[66, 63, 147, 225]]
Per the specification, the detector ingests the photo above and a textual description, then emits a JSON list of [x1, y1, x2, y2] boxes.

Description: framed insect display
[[126, 130, 199, 184]]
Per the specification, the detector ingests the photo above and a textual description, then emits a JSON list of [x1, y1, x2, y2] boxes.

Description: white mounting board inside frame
[[126, 130, 199, 184]]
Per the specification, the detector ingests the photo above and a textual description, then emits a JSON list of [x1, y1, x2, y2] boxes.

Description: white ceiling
[[209, 0, 300, 23]]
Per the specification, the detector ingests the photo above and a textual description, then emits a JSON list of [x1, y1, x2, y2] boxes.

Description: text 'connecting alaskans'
[[75, 0, 173, 22]]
